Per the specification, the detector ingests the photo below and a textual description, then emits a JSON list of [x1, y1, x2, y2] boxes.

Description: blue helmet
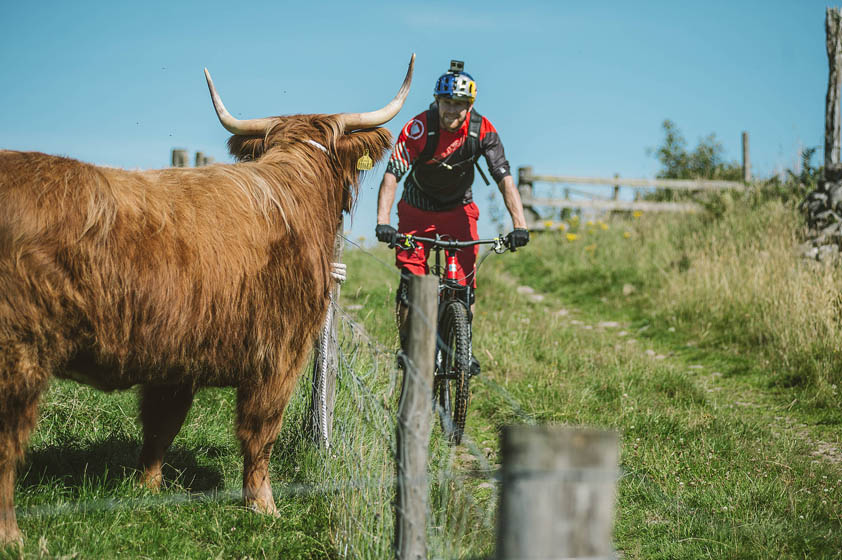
[[434, 70, 477, 103]]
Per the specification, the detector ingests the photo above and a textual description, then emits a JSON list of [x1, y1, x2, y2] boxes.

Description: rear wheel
[[434, 302, 471, 444]]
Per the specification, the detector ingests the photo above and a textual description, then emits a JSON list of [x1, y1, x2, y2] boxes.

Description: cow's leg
[[137, 384, 194, 490], [0, 463, 21, 547], [0, 343, 49, 546], [236, 379, 296, 516]]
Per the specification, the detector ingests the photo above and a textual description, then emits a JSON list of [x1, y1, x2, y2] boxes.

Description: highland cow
[[0, 55, 414, 544]]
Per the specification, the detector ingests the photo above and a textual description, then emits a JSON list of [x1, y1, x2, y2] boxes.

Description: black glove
[[375, 224, 398, 246], [506, 228, 530, 250]]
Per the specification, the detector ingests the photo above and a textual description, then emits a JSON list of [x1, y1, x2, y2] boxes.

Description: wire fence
[[302, 237, 538, 558]]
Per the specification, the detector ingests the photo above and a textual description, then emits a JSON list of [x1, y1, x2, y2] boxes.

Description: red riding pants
[[395, 200, 480, 287]]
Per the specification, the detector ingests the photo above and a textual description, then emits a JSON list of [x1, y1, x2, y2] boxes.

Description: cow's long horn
[[204, 69, 276, 135], [339, 54, 415, 131]]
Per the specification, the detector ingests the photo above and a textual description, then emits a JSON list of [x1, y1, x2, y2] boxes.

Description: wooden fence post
[[517, 166, 541, 230], [826, 7, 842, 170], [741, 132, 751, 183], [171, 148, 188, 168], [306, 217, 344, 447], [496, 425, 619, 560], [394, 275, 437, 560]]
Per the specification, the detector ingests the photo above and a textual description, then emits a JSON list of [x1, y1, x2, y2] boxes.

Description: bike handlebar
[[389, 233, 511, 253]]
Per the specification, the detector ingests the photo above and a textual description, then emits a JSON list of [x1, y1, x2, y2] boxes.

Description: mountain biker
[[375, 60, 529, 366]]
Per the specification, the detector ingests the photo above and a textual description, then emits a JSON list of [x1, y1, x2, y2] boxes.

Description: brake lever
[[493, 237, 509, 254], [395, 236, 416, 251]]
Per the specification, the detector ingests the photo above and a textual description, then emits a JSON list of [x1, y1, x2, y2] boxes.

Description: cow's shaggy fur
[[0, 115, 392, 544]]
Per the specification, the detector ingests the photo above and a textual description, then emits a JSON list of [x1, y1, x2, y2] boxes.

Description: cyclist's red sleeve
[[385, 111, 429, 181]]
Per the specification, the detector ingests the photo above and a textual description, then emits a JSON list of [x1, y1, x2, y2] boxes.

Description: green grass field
[[4, 194, 842, 558]]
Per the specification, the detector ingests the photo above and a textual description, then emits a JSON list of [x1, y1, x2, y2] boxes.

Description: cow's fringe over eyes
[[227, 115, 392, 214]]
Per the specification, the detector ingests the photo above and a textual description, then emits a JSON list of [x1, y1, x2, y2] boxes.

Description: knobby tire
[[435, 302, 471, 445]]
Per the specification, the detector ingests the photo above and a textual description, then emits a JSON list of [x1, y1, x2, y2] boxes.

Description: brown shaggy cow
[[0, 55, 414, 545]]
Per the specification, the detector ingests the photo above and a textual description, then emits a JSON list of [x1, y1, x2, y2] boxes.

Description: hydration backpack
[[412, 104, 490, 185]]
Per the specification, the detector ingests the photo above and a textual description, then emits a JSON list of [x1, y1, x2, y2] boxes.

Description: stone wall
[[800, 163, 842, 261]]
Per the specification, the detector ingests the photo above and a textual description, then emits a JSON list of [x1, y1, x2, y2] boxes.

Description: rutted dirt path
[[507, 275, 842, 468]]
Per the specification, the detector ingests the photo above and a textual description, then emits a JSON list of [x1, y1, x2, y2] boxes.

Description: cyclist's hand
[[506, 228, 530, 251], [375, 224, 398, 246]]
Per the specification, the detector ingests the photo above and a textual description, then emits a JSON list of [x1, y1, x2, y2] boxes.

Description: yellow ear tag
[[356, 150, 373, 171]]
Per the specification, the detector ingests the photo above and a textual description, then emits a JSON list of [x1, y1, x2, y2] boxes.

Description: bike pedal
[[469, 355, 481, 376]]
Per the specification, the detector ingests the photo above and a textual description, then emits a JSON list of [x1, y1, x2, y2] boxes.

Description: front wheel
[[434, 302, 472, 444]]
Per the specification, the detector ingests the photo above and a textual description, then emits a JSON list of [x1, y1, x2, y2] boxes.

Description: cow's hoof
[[0, 527, 23, 549], [245, 497, 280, 518], [139, 470, 163, 492]]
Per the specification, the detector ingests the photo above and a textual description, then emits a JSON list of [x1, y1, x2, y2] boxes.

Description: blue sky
[[0, 1, 830, 240]]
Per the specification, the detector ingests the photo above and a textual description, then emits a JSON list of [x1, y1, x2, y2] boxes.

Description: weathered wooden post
[[517, 166, 541, 230], [394, 275, 437, 560], [826, 7, 842, 172], [306, 217, 344, 447], [171, 148, 188, 168], [496, 425, 619, 560], [612, 173, 620, 200], [741, 132, 751, 183], [518, 165, 534, 200]]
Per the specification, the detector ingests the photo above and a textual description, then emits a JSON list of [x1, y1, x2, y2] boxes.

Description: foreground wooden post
[[496, 426, 619, 559], [826, 7, 842, 170], [394, 275, 437, 560], [306, 218, 344, 447]]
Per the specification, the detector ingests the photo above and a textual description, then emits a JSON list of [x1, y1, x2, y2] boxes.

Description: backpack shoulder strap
[[415, 105, 439, 165], [467, 108, 482, 158], [468, 109, 491, 185]]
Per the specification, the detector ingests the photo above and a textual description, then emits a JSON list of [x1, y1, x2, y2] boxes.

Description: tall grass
[[512, 193, 842, 413], [655, 200, 842, 403]]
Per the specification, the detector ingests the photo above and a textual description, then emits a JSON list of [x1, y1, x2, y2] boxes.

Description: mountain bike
[[388, 232, 511, 444]]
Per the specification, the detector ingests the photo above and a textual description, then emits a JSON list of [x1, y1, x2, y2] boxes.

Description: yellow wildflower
[[633, 210, 643, 218], [585, 243, 597, 252], [557, 223, 568, 231], [566, 233, 578, 242], [586, 220, 595, 227], [600, 222, 609, 230], [623, 231, 632, 239], [543, 220, 554, 229]]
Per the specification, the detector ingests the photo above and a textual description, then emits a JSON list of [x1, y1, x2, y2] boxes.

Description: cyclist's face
[[437, 97, 472, 131]]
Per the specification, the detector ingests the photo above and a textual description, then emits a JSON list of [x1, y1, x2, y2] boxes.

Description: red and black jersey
[[386, 109, 511, 211]]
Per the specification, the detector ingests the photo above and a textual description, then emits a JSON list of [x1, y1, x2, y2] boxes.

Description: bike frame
[[394, 233, 507, 320], [388, 232, 510, 443]]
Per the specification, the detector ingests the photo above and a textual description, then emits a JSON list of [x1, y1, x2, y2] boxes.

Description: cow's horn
[[339, 54, 415, 131], [204, 69, 276, 135]]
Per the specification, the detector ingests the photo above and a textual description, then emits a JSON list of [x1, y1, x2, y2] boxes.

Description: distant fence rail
[[521, 173, 746, 192], [517, 132, 751, 228]]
